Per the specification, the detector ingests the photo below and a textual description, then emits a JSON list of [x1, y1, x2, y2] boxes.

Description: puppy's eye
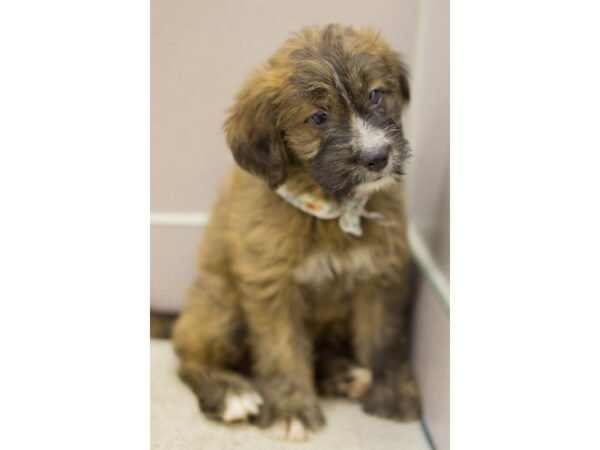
[[310, 111, 328, 125], [368, 88, 383, 107]]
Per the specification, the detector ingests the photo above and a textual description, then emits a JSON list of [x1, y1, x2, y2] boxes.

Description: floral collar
[[275, 184, 381, 237]]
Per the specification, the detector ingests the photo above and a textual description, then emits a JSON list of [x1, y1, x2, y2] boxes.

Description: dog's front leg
[[352, 280, 421, 421], [241, 280, 324, 440]]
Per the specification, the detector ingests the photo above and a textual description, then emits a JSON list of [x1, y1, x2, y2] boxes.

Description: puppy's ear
[[383, 50, 411, 105], [224, 70, 290, 188], [398, 64, 410, 104]]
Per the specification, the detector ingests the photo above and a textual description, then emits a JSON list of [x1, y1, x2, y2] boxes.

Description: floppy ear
[[224, 70, 290, 188], [382, 49, 411, 105], [398, 64, 410, 104], [390, 57, 410, 104]]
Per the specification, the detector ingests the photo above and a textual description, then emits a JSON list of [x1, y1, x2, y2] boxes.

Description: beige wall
[[406, 0, 450, 277], [407, 2, 450, 449]]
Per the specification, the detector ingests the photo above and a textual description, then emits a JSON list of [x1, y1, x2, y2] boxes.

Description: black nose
[[359, 146, 390, 172]]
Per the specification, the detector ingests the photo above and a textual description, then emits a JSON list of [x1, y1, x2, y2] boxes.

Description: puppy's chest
[[292, 245, 386, 290]]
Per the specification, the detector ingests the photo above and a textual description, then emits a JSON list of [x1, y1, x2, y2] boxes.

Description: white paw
[[221, 390, 263, 422], [270, 418, 310, 441], [347, 367, 373, 399]]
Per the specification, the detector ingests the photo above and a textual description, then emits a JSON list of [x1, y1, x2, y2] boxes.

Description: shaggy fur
[[172, 24, 420, 441]]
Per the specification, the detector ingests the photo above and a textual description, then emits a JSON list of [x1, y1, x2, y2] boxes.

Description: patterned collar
[[275, 184, 381, 237]]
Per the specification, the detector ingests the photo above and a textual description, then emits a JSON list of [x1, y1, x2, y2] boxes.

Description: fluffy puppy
[[172, 24, 420, 441]]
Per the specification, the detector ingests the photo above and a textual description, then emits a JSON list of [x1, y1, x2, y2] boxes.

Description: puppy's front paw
[[266, 399, 324, 441], [195, 373, 263, 423], [361, 369, 421, 422], [254, 378, 325, 441], [270, 417, 312, 442], [221, 389, 263, 422]]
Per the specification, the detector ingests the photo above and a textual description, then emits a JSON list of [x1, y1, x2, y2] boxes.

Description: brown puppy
[[172, 24, 420, 441]]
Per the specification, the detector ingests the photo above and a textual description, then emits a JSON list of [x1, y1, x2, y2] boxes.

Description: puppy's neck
[[282, 168, 339, 203]]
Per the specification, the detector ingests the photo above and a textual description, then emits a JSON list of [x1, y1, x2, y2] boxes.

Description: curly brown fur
[[173, 24, 420, 440]]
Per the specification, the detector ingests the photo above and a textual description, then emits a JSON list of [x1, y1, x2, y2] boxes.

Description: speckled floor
[[151, 339, 432, 450]]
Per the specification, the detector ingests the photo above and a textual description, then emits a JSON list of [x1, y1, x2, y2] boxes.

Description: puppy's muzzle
[[359, 145, 390, 172]]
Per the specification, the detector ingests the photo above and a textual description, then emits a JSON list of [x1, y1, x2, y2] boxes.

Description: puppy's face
[[225, 25, 411, 199]]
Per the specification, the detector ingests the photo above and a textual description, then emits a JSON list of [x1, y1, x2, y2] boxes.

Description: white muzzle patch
[[353, 116, 389, 151]]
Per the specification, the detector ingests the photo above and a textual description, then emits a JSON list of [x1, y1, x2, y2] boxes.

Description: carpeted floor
[[151, 339, 432, 449]]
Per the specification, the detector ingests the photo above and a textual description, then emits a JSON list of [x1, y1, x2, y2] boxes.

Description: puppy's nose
[[359, 146, 390, 172]]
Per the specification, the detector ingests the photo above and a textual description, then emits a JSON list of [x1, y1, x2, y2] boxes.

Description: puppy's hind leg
[[316, 354, 373, 400], [173, 274, 263, 423], [314, 328, 372, 400], [352, 279, 421, 422]]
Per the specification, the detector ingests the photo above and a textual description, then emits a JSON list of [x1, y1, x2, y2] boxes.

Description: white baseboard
[[151, 212, 209, 226]]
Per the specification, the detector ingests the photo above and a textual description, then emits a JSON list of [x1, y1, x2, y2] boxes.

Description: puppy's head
[[224, 24, 411, 198]]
